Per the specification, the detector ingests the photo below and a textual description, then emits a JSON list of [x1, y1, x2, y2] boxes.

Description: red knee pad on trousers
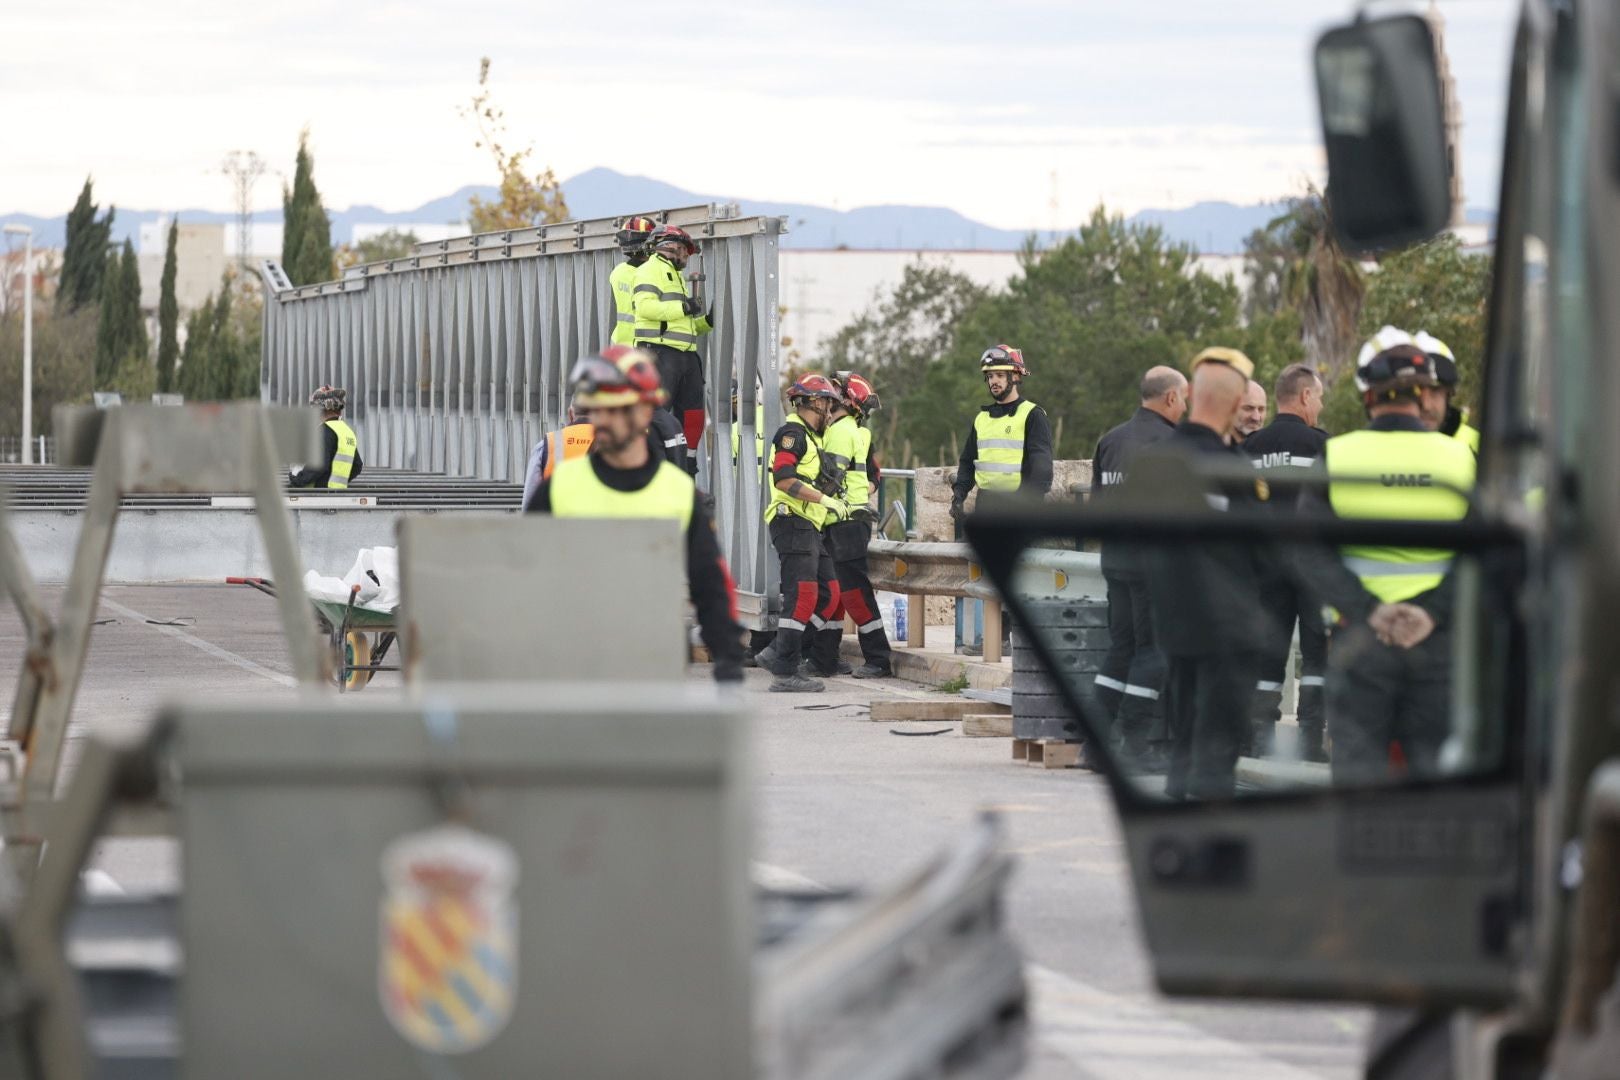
[[791, 581, 819, 623], [682, 409, 706, 451], [843, 590, 875, 626], [819, 582, 842, 622]]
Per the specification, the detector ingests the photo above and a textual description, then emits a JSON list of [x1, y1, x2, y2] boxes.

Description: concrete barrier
[[10, 507, 516, 583]]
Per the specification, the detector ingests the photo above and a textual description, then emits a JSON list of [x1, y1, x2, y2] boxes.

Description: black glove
[[851, 507, 876, 525], [682, 296, 703, 316], [713, 659, 745, 683], [948, 497, 966, 522]]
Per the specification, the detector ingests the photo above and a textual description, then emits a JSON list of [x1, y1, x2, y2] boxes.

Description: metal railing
[[258, 204, 788, 624], [0, 437, 54, 465]]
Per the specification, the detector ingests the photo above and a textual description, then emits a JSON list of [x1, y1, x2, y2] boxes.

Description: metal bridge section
[[258, 205, 787, 623]]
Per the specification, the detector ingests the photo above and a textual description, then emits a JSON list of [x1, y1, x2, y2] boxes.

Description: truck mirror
[[1314, 14, 1452, 253]]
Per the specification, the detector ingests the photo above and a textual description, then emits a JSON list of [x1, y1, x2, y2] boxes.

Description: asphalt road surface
[[0, 583, 1370, 1078]]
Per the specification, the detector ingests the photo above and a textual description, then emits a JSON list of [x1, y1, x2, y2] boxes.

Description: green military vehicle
[[967, 5, 1620, 1077]]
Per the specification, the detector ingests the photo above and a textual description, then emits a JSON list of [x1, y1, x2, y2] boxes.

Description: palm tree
[[1279, 188, 1366, 381]]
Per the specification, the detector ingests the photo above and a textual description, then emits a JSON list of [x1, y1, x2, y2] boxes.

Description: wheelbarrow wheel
[[342, 632, 373, 691]]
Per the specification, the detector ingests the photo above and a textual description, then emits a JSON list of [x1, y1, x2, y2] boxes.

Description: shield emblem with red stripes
[[379, 825, 519, 1054]]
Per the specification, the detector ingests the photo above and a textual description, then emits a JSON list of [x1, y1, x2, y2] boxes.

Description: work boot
[[1248, 719, 1276, 759], [742, 652, 760, 668], [769, 673, 825, 693], [1299, 725, 1329, 764], [756, 643, 780, 668], [851, 662, 893, 679], [807, 659, 852, 677]]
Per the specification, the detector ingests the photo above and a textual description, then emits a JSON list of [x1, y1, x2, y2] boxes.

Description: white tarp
[[303, 546, 399, 613]]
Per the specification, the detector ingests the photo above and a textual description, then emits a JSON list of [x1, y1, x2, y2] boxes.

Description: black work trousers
[[649, 343, 704, 475], [1163, 651, 1260, 801], [1096, 570, 1166, 746], [826, 519, 892, 668], [1252, 573, 1327, 738], [1326, 620, 1452, 786], [769, 515, 838, 674]]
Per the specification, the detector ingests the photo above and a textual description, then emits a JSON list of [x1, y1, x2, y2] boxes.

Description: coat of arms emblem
[[379, 825, 519, 1053]]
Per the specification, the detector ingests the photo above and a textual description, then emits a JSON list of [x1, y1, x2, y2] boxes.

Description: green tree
[[57, 178, 115, 313], [813, 263, 988, 465], [0, 309, 96, 439], [1315, 234, 1492, 436], [177, 305, 213, 400], [156, 219, 180, 393], [895, 209, 1241, 464], [460, 58, 570, 232], [94, 241, 147, 388], [281, 130, 334, 286]]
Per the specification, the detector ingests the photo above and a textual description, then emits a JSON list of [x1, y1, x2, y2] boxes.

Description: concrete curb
[[838, 636, 1011, 692]]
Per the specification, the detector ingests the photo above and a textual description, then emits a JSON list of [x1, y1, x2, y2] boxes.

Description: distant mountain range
[[1, 167, 1496, 256]]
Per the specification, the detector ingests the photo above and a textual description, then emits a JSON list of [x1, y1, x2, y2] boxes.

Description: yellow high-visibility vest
[[631, 254, 712, 351], [609, 262, 639, 347], [973, 400, 1035, 492], [550, 455, 694, 528], [820, 414, 872, 508], [765, 415, 827, 529], [1326, 428, 1476, 602], [324, 418, 358, 490]]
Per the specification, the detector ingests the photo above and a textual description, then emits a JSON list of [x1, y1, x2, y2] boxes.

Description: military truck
[[966, 5, 1620, 1077]]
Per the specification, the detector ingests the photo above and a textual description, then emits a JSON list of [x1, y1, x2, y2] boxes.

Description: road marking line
[[98, 596, 298, 688], [751, 862, 1339, 1079]]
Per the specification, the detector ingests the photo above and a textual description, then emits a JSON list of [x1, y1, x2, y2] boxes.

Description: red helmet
[[570, 345, 667, 408], [980, 344, 1028, 378], [615, 215, 657, 255], [787, 374, 840, 404], [649, 224, 698, 265], [834, 371, 881, 415]]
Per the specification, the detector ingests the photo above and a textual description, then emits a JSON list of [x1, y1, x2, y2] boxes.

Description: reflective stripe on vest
[[1325, 428, 1475, 603], [324, 418, 357, 490], [550, 456, 694, 528], [821, 415, 871, 507], [973, 400, 1034, 492], [765, 415, 827, 528], [609, 261, 639, 347], [542, 422, 595, 481]]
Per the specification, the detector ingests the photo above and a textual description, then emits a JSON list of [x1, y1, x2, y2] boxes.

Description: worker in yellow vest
[[632, 224, 712, 475], [757, 374, 848, 692], [609, 216, 657, 347], [290, 385, 362, 489], [525, 348, 744, 683], [1298, 332, 1476, 784], [949, 344, 1053, 520], [1412, 330, 1482, 453], [821, 371, 892, 678]]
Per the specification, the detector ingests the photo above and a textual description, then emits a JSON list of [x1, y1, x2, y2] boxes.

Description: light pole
[[3, 224, 32, 465]]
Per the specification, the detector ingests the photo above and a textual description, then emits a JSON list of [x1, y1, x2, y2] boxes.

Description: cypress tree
[[178, 304, 213, 400], [156, 219, 180, 393], [58, 178, 115, 313], [94, 241, 148, 388], [281, 131, 333, 286]]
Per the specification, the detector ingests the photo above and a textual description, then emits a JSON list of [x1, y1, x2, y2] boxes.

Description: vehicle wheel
[[343, 632, 372, 691]]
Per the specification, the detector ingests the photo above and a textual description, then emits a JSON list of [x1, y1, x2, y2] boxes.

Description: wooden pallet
[[1012, 738, 1082, 769]]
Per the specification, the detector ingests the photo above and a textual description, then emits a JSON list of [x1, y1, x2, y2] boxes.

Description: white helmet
[[1353, 325, 1415, 393]]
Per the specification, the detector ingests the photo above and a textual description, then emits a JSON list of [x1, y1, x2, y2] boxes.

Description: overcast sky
[[2, 0, 1517, 228]]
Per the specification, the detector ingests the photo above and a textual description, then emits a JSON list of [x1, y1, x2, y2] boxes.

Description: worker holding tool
[[290, 385, 362, 489], [526, 347, 745, 683], [609, 216, 658, 347], [819, 371, 892, 678], [632, 224, 712, 476]]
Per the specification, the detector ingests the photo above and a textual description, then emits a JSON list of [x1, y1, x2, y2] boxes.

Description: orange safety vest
[[543, 422, 594, 480]]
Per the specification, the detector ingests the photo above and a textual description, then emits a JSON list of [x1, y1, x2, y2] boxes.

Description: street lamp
[[3, 223, 32, 465]]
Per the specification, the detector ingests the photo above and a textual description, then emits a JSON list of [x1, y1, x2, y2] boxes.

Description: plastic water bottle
[[893, 598, 908, 641]]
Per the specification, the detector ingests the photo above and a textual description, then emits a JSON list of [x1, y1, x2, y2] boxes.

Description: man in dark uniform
[[1142, 348, 1267, 801], [1091, 365, 1187, 769], [1242, 362, 1330, 761]]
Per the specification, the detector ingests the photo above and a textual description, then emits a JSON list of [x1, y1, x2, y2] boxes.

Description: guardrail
[[866, 539, 1105, 663]]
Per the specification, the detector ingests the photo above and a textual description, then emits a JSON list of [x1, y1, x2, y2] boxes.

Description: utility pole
[[220, 151, 268, 270], [3, 224, 32, 464]]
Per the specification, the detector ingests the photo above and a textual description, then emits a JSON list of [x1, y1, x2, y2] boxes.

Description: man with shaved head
[[1143, 348, 1268, 800], [1089, 364, 1188, 771]]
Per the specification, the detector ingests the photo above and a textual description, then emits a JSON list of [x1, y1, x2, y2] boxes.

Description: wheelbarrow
[[227, 577, 399, 691]]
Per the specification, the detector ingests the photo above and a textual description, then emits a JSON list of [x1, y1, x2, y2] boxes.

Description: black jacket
[[952, 397, 1054, 501], [1243, 413, 1328, 470], [1093, 406, 1178, 573], [527, 453, 746, 679], [1142, 422, 1268, 657], [290, 421, 363, 488]]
